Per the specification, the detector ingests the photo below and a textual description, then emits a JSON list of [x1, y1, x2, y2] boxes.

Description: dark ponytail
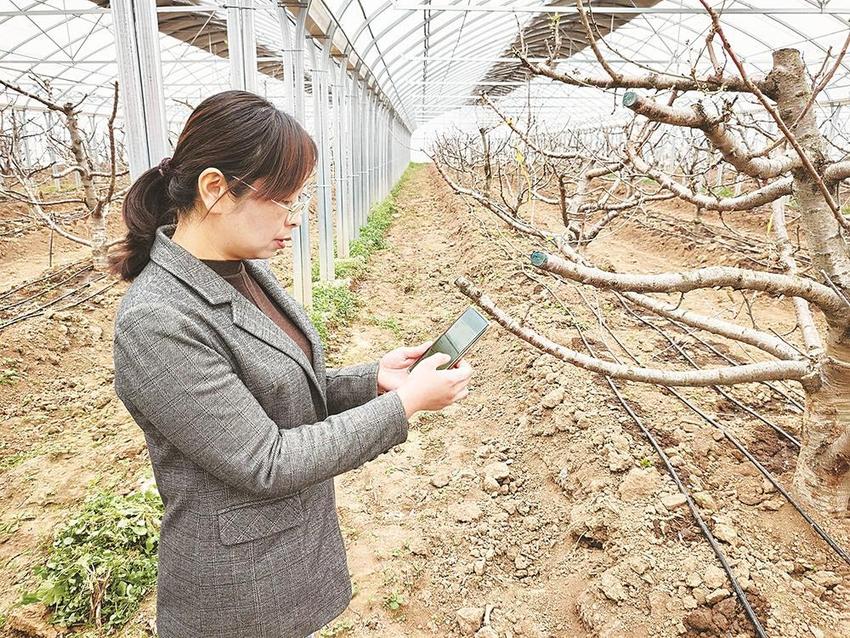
[[108, 90, 318, 282], [107, 166, 175, 281]]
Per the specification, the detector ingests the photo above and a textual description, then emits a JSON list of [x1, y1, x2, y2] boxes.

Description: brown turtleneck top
[[201, 258, 314, 367]]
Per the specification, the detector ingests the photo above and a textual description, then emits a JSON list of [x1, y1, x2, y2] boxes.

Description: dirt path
[[0, 164, 848, 637]]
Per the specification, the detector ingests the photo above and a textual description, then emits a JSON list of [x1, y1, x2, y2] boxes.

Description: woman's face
[[196, 169, 308, 260], [227, 183, 304, 258]]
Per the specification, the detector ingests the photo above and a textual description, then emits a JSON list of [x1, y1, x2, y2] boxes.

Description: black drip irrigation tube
[[0, 272, 108, 331], [0, 263, 94, 314], [612, 295, 850, 565], [0, 259, 92, 303], [521, 246, 850, 633], [676, 325, 805, 413], [539, 261, 850, 568], [548, 276, 769, 638], [613, 295, 802, 449]]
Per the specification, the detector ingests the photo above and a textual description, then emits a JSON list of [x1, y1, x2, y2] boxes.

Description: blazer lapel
[[149, 224, 327, 411], [241, 258, 327, 396]]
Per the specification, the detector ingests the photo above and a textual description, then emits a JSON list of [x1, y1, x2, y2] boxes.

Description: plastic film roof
[[1, 1, 850, 139]]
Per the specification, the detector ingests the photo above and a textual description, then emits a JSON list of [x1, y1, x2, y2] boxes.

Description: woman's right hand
[[395, 353, 474, 418]]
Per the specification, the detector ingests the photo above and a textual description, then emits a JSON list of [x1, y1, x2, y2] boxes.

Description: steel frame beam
[[228, 0, 258, 91], [111, 0, 169, 179]]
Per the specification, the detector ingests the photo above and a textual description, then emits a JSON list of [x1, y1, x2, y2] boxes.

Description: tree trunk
[[64, 107, 98, 213], [91, 208, 109, 271], [796, 337, 850, 515], [479, 127, 492, 197], [769, 48, 850, 516]]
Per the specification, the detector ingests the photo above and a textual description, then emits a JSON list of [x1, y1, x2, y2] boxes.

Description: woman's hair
[[108, 90, 317, 282]]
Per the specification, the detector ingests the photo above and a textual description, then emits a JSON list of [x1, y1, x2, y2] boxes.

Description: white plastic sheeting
[[0, 1, 849, 147]]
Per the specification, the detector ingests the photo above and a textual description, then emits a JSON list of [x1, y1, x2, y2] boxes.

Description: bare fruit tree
[[432, 1, 850, 518], [0, 76, 128, 269]]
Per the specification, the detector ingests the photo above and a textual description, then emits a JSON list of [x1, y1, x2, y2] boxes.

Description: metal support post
[[227, 0, 257, 92], [111, 0, 169, 178], [312, 54, 334, 282], [277, 8, 311, 305], [331, 61, 349, 259]]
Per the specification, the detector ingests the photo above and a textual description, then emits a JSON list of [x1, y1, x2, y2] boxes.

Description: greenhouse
[[1, 1, 850, 637]]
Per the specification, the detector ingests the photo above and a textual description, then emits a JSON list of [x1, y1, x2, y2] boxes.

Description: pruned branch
[[623, 91, 800, 179], [455, 275, 815, 387], [481, 94, 581, 160], [698, 0, 850, 232], [515, 50, 775, 98], [626, 144, 792, 211], [529, 250, 850, 324]]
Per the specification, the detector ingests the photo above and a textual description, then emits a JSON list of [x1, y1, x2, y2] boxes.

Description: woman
[[109, 90, 473, 638]]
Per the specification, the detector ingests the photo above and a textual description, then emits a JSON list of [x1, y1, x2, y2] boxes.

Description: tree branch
[[698, 0, 850, 232], [771, 196, 824, 356], [623, 92, 800, 178], [515, 52, 775, 98], [455, 275, 814, 386], [529, 250, 850, 323], [626, 144, 792, 210]]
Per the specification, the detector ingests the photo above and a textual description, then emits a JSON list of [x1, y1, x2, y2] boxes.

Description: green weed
[[307, 163, 418, 345], [383, 591, 406, 612], [0, 357, 25, 385], [308, 282, 361, 345], [320, 619, 355, 636], [0, 450, 36, 473], [21, 484, 163, 631], [333, 255, 367, 281], [370, 316, 404, 339]]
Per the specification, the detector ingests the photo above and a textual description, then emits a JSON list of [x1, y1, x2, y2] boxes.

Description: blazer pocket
[[217, 494, 304, 546]]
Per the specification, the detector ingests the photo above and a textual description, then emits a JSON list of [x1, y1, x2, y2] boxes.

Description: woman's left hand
[[377, 340, 433, 394]]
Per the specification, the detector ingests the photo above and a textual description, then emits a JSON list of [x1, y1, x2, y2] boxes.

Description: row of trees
[[0, 77, 128, 268], [433, 0, 850, 519], [4, 2, 850, 521]]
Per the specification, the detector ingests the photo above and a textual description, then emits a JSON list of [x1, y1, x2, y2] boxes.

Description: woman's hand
[[377, 340, 433, 394], [395, 353, 474, 417]]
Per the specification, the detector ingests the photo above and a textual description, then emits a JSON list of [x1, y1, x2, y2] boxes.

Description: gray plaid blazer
[[112, 223, 410, 638]]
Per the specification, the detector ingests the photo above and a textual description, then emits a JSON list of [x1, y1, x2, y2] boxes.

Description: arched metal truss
[[3, 1, 850, 128], [3, 0, 850, 303]]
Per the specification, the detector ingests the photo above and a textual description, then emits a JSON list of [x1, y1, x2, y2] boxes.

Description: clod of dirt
[[705, 588, 731, 605], [660, 493, 688, 510], [451, 501, 483, 523], [736, 481, 766, 506], [568, 495, 621, 546], [483, 461, 510, 483], [702, 564, 726, 590], [618, 466, 662, 501], [430, 471, 450, 488], [598, 568, 629, 602], [456, 607, 485, 635], [712, 522, 738, 545], [684, 607, 713, 631], [691, 491, 718, 511], [607, 448, 632, 472], [541, 387, 564, 409]]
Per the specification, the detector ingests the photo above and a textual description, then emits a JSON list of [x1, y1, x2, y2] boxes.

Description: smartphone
[[408, 306, 490, 372]]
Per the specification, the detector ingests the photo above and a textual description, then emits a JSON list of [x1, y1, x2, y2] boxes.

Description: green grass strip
[[308, 163, 419, 345]]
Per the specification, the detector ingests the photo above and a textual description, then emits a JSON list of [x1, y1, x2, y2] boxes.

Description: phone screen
[[409, 307, 490, 372]]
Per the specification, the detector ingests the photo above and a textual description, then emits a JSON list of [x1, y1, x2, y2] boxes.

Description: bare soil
[[1, 165, 849, 638]]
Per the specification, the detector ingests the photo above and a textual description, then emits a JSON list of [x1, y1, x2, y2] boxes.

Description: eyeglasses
[[229, 175, 315, 225]]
